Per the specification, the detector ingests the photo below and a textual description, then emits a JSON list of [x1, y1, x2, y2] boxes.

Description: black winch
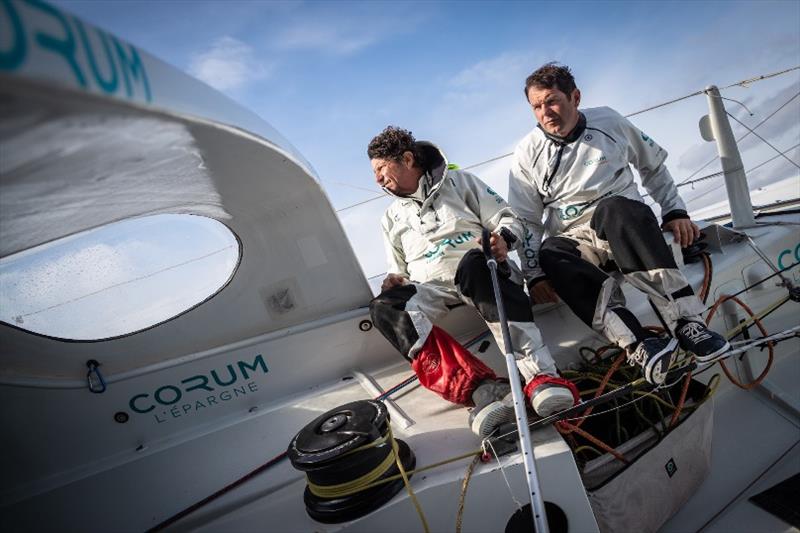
[[287, 399, 416, 523]]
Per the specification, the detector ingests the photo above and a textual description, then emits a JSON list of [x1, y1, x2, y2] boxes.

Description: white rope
[[483, 439, 525, 510], [695, 325, 800, 372]]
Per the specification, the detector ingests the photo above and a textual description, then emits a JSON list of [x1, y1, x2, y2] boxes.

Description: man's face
[[371, 151, 421, 195], [527, 85, 581, 137]]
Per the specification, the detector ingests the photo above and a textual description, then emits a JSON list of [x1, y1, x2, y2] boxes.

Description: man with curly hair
[[367, 126, 577, 438], [508, 63, 729, 386]]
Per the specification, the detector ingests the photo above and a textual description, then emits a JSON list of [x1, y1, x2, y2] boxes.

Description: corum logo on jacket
[[423, 231, 476, 261]]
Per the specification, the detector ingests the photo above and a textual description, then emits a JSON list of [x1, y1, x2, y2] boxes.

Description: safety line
[[677, 90, 800, 185], [335, 66, 800, 213]]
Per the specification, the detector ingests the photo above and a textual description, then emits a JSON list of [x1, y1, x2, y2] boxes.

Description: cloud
[[188, 36, 272, 91], [272, 6, 430, 56], [425, 51, 544, 179], [676, 81, 800, 175], [276, 24, 377, 55], [733, 83, 800, 153], [449, 52, 529, 90]]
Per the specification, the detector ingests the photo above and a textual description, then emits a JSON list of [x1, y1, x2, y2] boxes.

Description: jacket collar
[[384, 141, 448, 203], [538, 112, 586, 145]]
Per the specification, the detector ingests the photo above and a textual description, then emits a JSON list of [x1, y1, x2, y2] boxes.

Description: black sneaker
[[469, 380, 514, 438], [627, 337, 679, 385], [675, 321, 730, 363]]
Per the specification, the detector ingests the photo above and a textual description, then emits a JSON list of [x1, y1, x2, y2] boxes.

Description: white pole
[[702, 85, 755, 228], [482, 230, 549, 533]]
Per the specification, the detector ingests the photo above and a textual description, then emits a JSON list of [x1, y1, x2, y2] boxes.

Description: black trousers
[[369, 249, 557, 381], [539, 196, 703, 347]]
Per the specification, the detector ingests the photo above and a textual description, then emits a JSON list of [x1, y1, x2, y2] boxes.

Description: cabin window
[[0, 214, 240, 340]]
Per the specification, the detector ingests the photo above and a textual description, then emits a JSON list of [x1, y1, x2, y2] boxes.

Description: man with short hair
[[368, 126, 577, 437], [509, 62, 729, 386]]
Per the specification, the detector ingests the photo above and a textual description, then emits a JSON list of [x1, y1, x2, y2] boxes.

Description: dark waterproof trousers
[[369, 249, 557, 405], [539, 196, 703, 348]]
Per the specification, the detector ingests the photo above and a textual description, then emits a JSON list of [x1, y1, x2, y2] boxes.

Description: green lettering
[[182, 374, 213, 393], [238, 354, 268, 379], [112, 35, 150, 101], [777, 249, 791, 270], [0, 0, 26, 70], [28, 0, 86, 88], [211, 365, 237, 386], [129, 393, 154, 414], [73, 17, 118, 94], [154, 385, 181, 405]]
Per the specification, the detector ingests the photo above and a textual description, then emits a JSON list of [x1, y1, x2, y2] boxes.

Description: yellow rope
[[388, 425, 430, 533], [348, 449, 484, 493], [721, 295, 790, 339], [455, 454, 482, 533], [305, 423, 432, 532], [573, 445, 603, 457], [306, 445, 396, 498]]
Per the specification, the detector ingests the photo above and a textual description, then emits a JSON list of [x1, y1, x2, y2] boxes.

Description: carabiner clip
[[86, 359, 107, 393]]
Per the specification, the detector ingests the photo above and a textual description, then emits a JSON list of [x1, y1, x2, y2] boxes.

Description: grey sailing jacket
[[381, 142, 523, 284], [508, 106, 688, 284]]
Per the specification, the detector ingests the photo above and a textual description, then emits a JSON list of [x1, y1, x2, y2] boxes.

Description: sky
[[40, 0, 800, 286]]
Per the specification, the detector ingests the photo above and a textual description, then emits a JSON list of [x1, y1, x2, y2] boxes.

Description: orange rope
[[560, 353, 626, 433], [705, 295, 774, 390], [559, 421, 630, 464], [669, 252, 713, 429], [698, 253, 712, 303], [668, 369, 692, 429]]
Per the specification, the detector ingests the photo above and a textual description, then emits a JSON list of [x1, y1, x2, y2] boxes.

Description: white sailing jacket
[[381, 142, 524, 284], [508, 106, 688, 283]]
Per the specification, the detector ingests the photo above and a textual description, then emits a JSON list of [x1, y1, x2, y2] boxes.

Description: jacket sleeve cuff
[[498, 227, 518, 249], [661, 209, 690, 225], [526, 275, 549, 293]]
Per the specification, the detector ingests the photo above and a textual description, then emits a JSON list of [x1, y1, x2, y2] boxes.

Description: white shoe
[[528, 376, 577, 418]]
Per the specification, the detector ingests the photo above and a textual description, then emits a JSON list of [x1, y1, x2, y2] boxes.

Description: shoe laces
[[627, 344, 645, 367], [679, 322, 711, 343]]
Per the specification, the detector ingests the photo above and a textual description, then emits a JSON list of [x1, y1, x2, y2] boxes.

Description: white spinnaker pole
[[481, 229, 549, 533]]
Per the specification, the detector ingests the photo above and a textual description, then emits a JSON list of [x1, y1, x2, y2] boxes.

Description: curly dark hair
[[524, 62, 577, 101], [367, 126, 423, 167]]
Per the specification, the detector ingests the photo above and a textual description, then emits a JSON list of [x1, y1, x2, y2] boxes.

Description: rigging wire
[[11, 245, 237, 322], [676, 89, 800, 185], [726, 112, 800, 171], [644, 141, 800, 205], [334, 66, 800, 214]]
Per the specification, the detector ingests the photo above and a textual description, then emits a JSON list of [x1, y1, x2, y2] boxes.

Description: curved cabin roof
[[0, 0, 373, 379]]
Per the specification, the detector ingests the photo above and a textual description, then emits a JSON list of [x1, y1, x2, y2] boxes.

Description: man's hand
[[477, 231, 509, 262], [381, 273, 408, 292], [662, 218, 700, 248], [530, 279, 559, 305]]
